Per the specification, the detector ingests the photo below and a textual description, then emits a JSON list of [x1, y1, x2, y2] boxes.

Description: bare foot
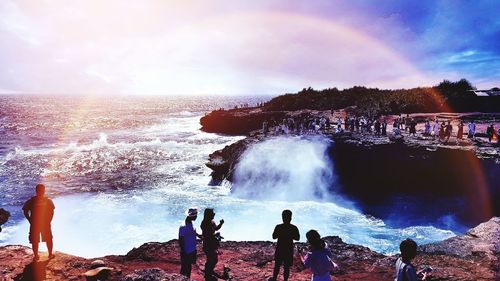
[[49, 254, 55, 259]]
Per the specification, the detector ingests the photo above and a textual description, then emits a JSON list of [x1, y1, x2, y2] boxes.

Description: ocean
[[0, 95, 455, 258]]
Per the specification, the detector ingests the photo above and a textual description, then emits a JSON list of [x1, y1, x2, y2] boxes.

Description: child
[[395, 239, 431, 281]]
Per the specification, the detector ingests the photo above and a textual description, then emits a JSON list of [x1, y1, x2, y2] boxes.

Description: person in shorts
[[23, 183, 55, 261]]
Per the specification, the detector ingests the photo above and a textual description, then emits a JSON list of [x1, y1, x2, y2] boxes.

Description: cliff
[[203, 108, 500, 225], [200, 108, 287, 135], [1, 217, 498, 280]]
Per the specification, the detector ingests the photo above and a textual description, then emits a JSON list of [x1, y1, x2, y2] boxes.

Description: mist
[[232, 136, 344, 203]]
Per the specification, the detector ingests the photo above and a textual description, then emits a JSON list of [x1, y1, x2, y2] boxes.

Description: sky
[[0, 0, 499, 96]]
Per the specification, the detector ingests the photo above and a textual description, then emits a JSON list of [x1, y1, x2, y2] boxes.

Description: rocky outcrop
[[200, 108, 287, 135], [417, 217, 500, 280], [1, 218, 498, 280], [203, 109, 500, 183], [207, 137, 262, 184], [121, 268, 188, 281], [0, 208, 10, 232], [419, 217, 500, 259], [203, 109, 500, 225]]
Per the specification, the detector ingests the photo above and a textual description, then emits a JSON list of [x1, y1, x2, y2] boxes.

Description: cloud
[[0, 0, 498, 95]]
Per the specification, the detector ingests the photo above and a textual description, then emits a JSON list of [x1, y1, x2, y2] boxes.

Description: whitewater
[[0, 96, 455, 258]]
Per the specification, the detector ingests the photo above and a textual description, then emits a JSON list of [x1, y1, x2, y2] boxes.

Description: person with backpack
[[298, 230, 338, 281], [395, 239, 431, 281]]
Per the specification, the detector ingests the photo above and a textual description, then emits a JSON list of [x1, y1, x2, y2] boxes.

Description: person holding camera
[[298, 230, 338, 281], [201, 208, 224, 281], [179, 207, 202, 278]]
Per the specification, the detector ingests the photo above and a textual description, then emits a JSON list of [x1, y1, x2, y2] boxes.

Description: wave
[[232, 136, 340, 202], [0, 192, 456, 258]]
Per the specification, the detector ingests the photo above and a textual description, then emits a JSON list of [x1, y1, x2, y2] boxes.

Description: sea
[[0, 95, 456, 258]]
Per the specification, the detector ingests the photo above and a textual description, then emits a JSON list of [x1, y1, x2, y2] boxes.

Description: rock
[[121, 268, 188, 281], [419, 217, 500, 259], [200, 108, 287, 135], [0, 208, 10, 232], [125, 241, 180, 262], [206, 137, 258, 183], [0, 218, 498, 280], [201, 109, 500, 226]]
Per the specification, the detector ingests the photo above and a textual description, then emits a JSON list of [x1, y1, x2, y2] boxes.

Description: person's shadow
[[15, 260, 49, 281]]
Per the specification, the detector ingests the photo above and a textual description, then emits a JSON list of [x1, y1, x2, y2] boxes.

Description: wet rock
[[0, 208, 10, 232], [419, 217, 500, 259], [206, 137, 259, 183]]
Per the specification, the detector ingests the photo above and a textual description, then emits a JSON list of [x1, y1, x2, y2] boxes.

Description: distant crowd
[[24, 184, 431, 281], [262, 113, 500, 145]]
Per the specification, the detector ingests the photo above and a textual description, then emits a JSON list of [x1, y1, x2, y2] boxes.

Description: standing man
[[486, 124, 494, 142], [444, 121, 453, 143], [179, 207, 201, 278], [23, 183, 55, 261], [269, 210, 300, 281], [467, 120, 476, 139]]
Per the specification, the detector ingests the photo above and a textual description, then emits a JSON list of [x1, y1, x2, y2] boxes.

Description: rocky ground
[[0, 217, 498, 280]]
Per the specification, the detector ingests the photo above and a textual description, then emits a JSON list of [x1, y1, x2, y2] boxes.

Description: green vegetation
[[263, 79, 499, 115]]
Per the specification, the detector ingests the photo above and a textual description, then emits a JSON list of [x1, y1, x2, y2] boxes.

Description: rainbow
[[43, 10, 493, 223]]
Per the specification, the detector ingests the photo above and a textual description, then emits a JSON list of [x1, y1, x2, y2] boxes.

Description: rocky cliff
[[203, 108, 500, 225], [0, 208, 10, 232], [200, 108, 287, 135], [1, 217, 498, 280]]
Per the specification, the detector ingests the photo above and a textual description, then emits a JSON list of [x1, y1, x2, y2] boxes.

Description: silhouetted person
[[201, 208, 224, 281], [444, 121, 453, 143], [405, 114, 411, 132], [486, 124, 494, 142], [467, 120, 476, 139], [23, 184, 55, 261], [374, 120, 381, 136], [262, 120, 269, 137], [457, 121, 464, 140], [381, 120, 387, 136], [395, 239, 431, 281], [269, 210, 300, 281], [409, 119, 417, 136], [439, 122, 446, 141], [179, 207, 202, 278], [298, 230, 338, 281]]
